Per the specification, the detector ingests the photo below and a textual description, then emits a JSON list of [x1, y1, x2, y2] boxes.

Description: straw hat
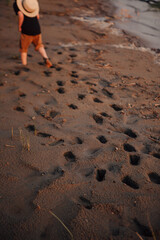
[[17, 0, 39, 17]]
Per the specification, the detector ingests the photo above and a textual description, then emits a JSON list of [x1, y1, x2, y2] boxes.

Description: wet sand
[[113, 0, 160, 49], [0, 0, 160, 239]]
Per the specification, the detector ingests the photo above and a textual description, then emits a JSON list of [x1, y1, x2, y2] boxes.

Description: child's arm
[[18, 11, 24, 32], [37, 14, 39, 20]]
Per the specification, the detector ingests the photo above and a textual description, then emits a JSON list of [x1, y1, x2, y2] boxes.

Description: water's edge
[[112, 0, 160, 49]]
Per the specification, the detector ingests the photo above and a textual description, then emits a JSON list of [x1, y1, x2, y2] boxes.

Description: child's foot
[[15, 66, 30, 75], [44, 58, 53, 68], [22, 66, 30, 72]]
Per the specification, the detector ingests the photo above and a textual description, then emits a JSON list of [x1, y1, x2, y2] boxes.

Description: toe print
[[130, 155, 140, 165], [124, 143, 136, 152], [122, 176, 139, 189], [93, 114, 103, 124], [14, 106, 25, 112], [148, 172, 160, 184], [124, 129, 137, 138], [64, 151, 76, 162], [68, 104, 78, 109], [97, 136, 107, 144], [57, 88, 65, 94], [111, 104, 123, 111], [96, 169, 106, 182], [93, 98, 103, 103]]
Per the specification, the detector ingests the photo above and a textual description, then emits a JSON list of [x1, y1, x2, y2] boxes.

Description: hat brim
[[17, 0, 39, 17]]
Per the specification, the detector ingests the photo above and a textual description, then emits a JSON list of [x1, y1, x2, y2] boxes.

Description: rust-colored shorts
[[20, 33, 44, 53]]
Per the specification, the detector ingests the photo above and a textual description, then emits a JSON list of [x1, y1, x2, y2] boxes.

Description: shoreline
[[0, 0, 160, 239], [111, 0, 160, 50]]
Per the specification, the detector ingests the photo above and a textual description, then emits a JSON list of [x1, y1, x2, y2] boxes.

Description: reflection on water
[[113, 0, 160, 48]]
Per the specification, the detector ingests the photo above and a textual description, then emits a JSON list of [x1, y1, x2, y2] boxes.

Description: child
[[13, 0, 53, 68]]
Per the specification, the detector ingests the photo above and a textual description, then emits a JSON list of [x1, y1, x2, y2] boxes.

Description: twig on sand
[[147, 214, 157, 240], [136, 232, 144, 240], [136, 232, 143, 240], [11, 127, 14, 140], [148, 136, 160, 144], [5, 144, 15, 148], [19, 128, 30, 151], [135, 214, 157, 240], [49, 210, 74, 240], [26, 136, 30, 152]]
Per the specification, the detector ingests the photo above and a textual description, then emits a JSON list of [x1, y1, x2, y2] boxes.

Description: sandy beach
[[0, 0, 160, 239]]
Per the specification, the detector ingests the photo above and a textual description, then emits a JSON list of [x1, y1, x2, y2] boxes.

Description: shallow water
[[113, 0, 160, 48]]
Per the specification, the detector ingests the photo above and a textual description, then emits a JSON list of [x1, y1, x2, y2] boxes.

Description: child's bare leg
[[38, 46, 52, 68], [38, 46, 48, 59], [21, 52, 27, 65]]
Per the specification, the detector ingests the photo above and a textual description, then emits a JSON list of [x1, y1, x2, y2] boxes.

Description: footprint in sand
[[97, 135, 107, 144], [122, 175, 139, 189], [93, 114, 103, 124], [71, 80, 78, 84], [57, 87, 65, 94], [93, 98, 103, 103], [69, 54, 77, 58], [86, 82, 96, 87], [0, 81, 5, 87], [85, 169, 94, 177], [44, 70, 52, 77], [124, 129, 137, 138], [64, 151, 76, 162], [37, 132, 52, 138], [69, 48, 77, 51], [56, 67, 62, 71], [148, 172, 160, 184], [46, 110, 59, 120], [99, 79, 111, 87], [102, 88, 113, 98], [143, 143, 152, 154], [90, 88, 98, 93], [68, 104, 78, 110], [78, 94, 86, 100], [26, 124, 36, 132], [57, 51, 62, 55], [14, 67, 30, 76], [14, 106, 25, 112], [45, 98, 57, 106], [96, 169, 106, 182], [90, 148, 102, 157], [100, 112, 111, 118], [38, 169, 64, 192], [35, 108, 59, 120], [71, 70, 77, 74], [79, 196, 92, 209], [134, 218, 152, 237], [152, 153, 160, 159], [52, 166, 64, 177], [19, 92, 26, 98], [108, 164, 121, 174], [75, 137, 83, 144], [123, 143, 136, 152], [49, 139, 64, 146], [111, 104, 123, 112], [70, 71, 79, 78], [56, 80, 65, 86], [130, 155, 140, 165]]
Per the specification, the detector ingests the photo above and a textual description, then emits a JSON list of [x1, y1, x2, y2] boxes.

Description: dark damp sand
[[0, 0, 160, 239]]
